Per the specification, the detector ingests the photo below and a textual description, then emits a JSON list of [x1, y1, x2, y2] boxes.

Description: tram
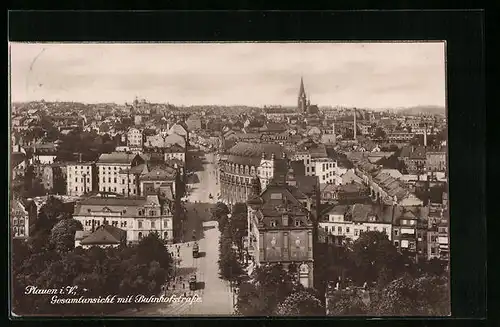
[[192, 242, 199, 258], [189, 274, 197, 291]]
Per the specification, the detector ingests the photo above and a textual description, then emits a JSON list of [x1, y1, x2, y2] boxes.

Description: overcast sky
[[9, 42, 446, 108]]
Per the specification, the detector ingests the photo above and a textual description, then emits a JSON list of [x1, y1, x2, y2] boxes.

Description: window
[[151, 221, 156, 229], [122, 189, 125, 194], [338, 226, 342, 234], [346, 227, 350, 233], [114, 187, 117, 192], [13, 218, 18, 225], [295, 220, 301, 227], [394, 241, 399, 247], [270, 220, 277, 227], [324, 226, 328, 232], [323, 175, 325, 180], [102, 177, 105, 183], [354, 229, 359, 236], [383, 227, 387, 233], [122, 179, 125, 184], [366, 226, 370, 231], [394, 229, 399, 236], [81, 178, 84, 183], [164, 231, 168, 239], [121, 221, 127, 228], [138, 232, 143, 239], [108, 178, 111, 182], [87, 178, 90, 183], [138, 221, 143, 228], [75, 177, 78, 182], [114, 178, 117, 183], [164, 220, 168, 228], [75, 186, 78, 191]]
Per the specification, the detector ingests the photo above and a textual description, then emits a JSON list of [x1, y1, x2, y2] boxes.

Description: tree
[[327, 289, 369, 316], [370, 274, 450, 316], [212, 202, 230, 221], [34, 196, 67, 234], [250, 176, 262, 196], [136, 232, 173, 271], [231, 203, 248, 257], [276, 290, 324, 316], [374, 127, 387, 139], [50, 218, 83, 253], [350, 231, 405, 286]]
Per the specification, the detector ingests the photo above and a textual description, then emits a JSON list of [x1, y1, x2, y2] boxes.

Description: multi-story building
[[127, 127, 143, 147], [426, 147, 447, 172], [163, 144, 186, 163], [319, 204, 393, 242], [168, 122, 189, 145], [96, 152, 144, 194], [247, 175, 315, 288], [387, 132, 415, 143], [218, 142, 287, 205], [139, 166, 178, 200], [391, 206, 428, 262], [67, 162, 97, 196], [73, 193, 174, 244], [11, 198, 30, 240], [313, 158, 345, 185]]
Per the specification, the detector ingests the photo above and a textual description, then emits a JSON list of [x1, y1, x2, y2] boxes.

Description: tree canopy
[[275, 290, 324, 316]]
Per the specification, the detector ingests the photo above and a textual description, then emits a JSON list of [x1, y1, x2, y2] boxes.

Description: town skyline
[[10, 42, 446, 108]]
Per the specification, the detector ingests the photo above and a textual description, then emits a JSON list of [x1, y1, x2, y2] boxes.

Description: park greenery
[[317, 230, 450, 316], [11, 197, 173, 316]]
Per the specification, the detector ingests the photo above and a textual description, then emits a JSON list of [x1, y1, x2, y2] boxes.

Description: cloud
[[9, 42, 446, 108]]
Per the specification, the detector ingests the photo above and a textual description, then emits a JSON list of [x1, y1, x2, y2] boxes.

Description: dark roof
[[228, 142, 287, 160], [11, 152, 26, 168], [140, 168, 176, 181], [294, 175, 318, 196], [80, 225, 126, 245], [98, 152, 139, 164]]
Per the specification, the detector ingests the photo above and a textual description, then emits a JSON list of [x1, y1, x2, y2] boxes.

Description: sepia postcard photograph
[[9, 42, 450, 317]]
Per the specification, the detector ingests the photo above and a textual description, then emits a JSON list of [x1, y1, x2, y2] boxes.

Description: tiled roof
[[228, 142, 286, 160], [140, 168, 176, 181], [97, 152, 138, 164], [80, 225, 126, 245], [324, 204, 349, 216], [11, 152, 26, 168]]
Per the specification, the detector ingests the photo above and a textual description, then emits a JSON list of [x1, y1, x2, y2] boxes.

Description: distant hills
[[395, 105, 446, 116]]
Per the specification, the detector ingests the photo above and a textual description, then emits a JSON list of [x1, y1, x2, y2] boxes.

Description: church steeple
[[298, 77, 308, 113], [299, 76, 306, 97]]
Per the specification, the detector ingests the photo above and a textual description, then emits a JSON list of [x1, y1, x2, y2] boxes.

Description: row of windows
[[138, 231, 170, 239], [84, 220, 169, 229], [324, 225, 388, 235], [12, 226, 26, 236], [101, 177, 135, 183], [100, 187, 136, 194], [69, 166, 90, 171], [73, 177, 91, 183], [269, 220, 304, 227], [73, 186, 90, 192], [12, 218, 26, 225]]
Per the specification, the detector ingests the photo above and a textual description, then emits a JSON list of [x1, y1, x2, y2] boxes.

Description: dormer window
[[270, 220, 277, 227], [295, 220, 302, 227]]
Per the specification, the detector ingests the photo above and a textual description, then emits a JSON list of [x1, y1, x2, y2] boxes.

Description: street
[[119, 150, 234, 316]]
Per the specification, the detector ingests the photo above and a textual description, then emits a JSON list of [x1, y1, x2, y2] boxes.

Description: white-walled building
[[73, 194, 174, 244], [11, 198, 30, 240], [163, 144, 186, 163], [96, 152, 144, 194], [67, 162, 96, 196], [319, 204, 393, 242], [127, 127, 143, 147]]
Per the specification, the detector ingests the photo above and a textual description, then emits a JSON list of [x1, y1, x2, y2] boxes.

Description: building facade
[[96, 152, 144, 195], [73, 194, 174, 244], [67, 162, 97, 196], [11, 198, 30, 240], [247, 179, 314, 288]]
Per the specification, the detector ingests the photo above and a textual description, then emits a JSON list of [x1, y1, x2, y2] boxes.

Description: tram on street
[[189, 274, 197, 291], [192, 242, 199, 258]]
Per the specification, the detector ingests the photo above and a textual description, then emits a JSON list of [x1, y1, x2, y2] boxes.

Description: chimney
[[353, 108, 357, 140], [332, 120, 336, 144], [79, 153, 83, 163], [271, 153, 275, 160], [423, 124, 428, 147]]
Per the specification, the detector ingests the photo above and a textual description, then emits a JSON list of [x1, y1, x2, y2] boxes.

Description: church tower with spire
[[298, 77, 308, 113]]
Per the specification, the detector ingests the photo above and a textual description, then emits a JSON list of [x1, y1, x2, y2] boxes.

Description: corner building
[[218, 142, 288, 205], [247, 175, 315, 288]]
